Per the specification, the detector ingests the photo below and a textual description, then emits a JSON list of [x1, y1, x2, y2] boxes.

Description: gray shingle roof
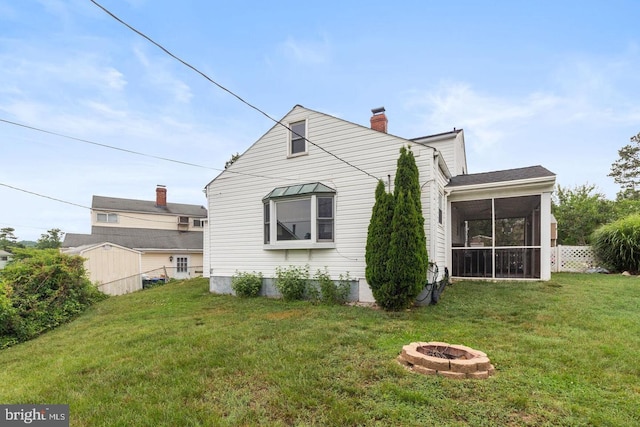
[[92, 195, 207, 217], [446, 165, 555, 188], [62, 227, 203, 251]]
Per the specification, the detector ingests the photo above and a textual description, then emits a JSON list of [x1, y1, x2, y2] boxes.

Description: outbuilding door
[[174, 255, 190, 279]]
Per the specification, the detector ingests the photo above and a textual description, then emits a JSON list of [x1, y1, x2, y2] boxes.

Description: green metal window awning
[[263, 182, 336, 200]]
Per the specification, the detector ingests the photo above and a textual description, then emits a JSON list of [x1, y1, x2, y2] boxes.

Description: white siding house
[[0, 250, 12, 270], [205, 105, 556, 303]]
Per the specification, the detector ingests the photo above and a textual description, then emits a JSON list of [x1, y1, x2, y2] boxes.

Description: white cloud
[[132, 45, 193, 103], [280, 35, 331, 65], [407, 82, 562, 151], [104, 67, 127, 91]]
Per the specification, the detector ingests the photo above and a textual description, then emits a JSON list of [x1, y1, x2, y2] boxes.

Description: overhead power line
[[0, 182, 193, 227], [90, 0, 379, 182], [0, 117, 283, 181], [0, 118, 215, 171], [0, 182, 90, 210]]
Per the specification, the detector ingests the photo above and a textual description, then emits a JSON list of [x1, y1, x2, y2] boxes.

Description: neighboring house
[[62, 186, 207, 295], [0, 249, 12, 270], [204, 105, 556, 303]]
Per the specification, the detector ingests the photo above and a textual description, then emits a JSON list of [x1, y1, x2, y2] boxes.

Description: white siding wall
[[203, 220, 210, 278], [207, 106, 438, 300]]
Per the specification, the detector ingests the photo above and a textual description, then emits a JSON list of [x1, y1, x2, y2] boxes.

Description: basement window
[[263, 182, 336, 249]]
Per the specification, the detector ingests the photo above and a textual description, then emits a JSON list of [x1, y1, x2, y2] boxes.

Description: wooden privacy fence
[[550, 245, 598, 272]]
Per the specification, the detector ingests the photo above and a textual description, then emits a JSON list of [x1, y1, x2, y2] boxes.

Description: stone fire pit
[[397, 341, 495, 379]]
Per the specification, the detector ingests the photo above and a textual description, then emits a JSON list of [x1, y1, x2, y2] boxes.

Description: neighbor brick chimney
[[156, 185, 167, 207], [370, 107, 388, 133]]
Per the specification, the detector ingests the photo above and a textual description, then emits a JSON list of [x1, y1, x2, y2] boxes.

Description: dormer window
[[289, 120, 307, 156]]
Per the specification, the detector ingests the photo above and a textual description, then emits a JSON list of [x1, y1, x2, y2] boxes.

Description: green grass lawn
[[1, 273, 639, 426]]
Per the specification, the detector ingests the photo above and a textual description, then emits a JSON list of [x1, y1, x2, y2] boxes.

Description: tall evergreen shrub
[[365, 180, 394, 301], [365, 146, 429, 310]]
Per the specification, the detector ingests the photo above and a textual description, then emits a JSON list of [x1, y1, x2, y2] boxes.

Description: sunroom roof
[[263, 182, 336, 200]]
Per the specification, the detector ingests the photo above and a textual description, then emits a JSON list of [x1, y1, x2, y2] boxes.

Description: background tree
[[552, 184, 612, 245], [36, 228, 65, 249], [609, 132, 640, 200], [0, 228, 24, 252], [365, 180, 394, 302], [225, 152, 240, 169]]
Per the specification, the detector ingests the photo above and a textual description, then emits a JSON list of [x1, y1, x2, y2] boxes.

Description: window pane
[[291, 122, 305, 138], [264, 203, 270, 244], [317, 219, 333, 241], [291, 138, 305, 154], [176, 257, 188, 273], [317, 197, 333, 218], [97, 213, 107, 222], [276, 199, 311, 240]]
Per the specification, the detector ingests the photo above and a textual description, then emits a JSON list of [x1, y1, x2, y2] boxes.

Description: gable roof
[[206, 104, 470, 188], [62, 226, 203, 251], [61, 242, 142, 256], [92, 195, 207, 217], [446, 165, 555, 188]]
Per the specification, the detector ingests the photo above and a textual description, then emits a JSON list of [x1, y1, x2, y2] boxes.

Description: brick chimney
[[156, 185, 167, 207], [370, 107, 388, 133]]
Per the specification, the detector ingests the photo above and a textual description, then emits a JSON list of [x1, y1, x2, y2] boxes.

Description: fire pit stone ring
[[397, 341, 495, 379]]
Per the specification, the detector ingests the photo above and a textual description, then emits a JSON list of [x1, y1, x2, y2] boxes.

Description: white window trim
[[263, 195, 336, 250], [287, 119, 308, 158]]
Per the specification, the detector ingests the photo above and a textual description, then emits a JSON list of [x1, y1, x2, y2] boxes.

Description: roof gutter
[[447, 175, 556, 195]]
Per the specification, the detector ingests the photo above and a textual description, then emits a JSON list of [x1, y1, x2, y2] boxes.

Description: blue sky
[[1, 0, 639, 241]]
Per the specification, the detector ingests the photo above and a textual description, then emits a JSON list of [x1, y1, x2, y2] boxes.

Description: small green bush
[[312, 268, 351, 305], [231, 271, 263, 298], [275, 265, 309, 301], [592, 214, 640, 273]]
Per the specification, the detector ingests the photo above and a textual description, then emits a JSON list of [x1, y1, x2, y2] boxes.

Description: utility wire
[[90, 0, 379, 182], [0, 182, 198, 226], [0, 117, 282, 181], [0, 182, 90, 210]]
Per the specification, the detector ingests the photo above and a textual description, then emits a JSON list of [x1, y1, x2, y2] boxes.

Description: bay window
[[263, 182, 335, 248]]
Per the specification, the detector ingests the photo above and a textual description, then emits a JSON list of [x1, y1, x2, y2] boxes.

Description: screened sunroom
[[445, 166, 556, 280]]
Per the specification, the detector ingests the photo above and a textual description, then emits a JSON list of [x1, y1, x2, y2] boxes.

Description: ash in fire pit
[[398, 342, 495, 379]]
